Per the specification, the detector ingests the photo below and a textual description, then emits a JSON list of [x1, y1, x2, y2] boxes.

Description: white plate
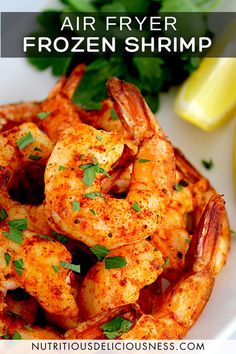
[[0, 0, 236, 340]]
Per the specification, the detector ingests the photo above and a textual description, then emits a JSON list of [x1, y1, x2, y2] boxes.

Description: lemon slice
[[175, 57, 236, 131]]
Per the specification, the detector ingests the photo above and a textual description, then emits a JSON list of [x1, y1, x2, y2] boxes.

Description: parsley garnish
[[96, 135, 102, 141], [34, 147, 42, 152], [131, 202, 141, 212], [201, 159, 214, 170], [39, 234, 54, 241], [14, 259, 24, 276], [162, 256, 170, 268], [90, 245, 109, 261], [0, 208, 8, 221], [52, 231, 68, 245], [101, 317, 132, 339], [138, 159, 151, 163], [8, 218, 27, 230], [72, 201, 80, 212], [17, 132, 34, 150], [60, 261, 80, 273], [52, 265, 59, 273], [90, 209, 96, 215], [175, 183, 183, 192], [185, 238, 191, 244], [4, 253, 11, 266], [29, 154, 41, 161], [111, 109, 118, 121], [23, 325, 34, 332], [58, 165, 67, 171], [3, 228, 23, 244], [80, 161, 110, 187], [12, 330, 22, 339], [105, 256, 127, 269], [37, 111, 51, 120], [84, 191, 104, 199]]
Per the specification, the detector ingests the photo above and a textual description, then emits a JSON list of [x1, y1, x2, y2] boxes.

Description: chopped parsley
[[72, 201, 80, 212], [201, 158, 214, 170], [8, 218, 28, 230], [12, 330, 22, 339], [34, 147, 42, 152], [29, 154, 41, 161], [162, 256, 170, 268], [52, 265, 59, 273], [58, 165, 67, 171], [14, 259, 24, 276], [90, 209, 96, 215], [96, 135, 102, 141], [101, 317, 132, 339], [23, 325, 34, 332], [175, 183, 183, 192], [37, 111, 51, 120], [52, 231, 68, 245], [80, 161, 110, 187], [131, 202, 141, 212], [111, 109, 118, 121], [60, 261, 80, 274], [4, 253, 11, 266], [105, 256, 127, 269], [3, 228, 23, 244], [38, 234, 54, 241], [90, 244, 109, 261], [17, 132, 34, 150], [84, 191, 104, 199], [0, 208, 8, 221], [185, 238, 191, 244], [138, 159, 151, 163]]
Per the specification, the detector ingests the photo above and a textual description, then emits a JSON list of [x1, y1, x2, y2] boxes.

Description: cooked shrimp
[[0, 101, 40, 132], [0, 229, 79, 320], [40, 64, 84, 142], [79, 240, 164, 319], [65, 195, 226, 340], [44, 78, 175, 249], [0, 312, 60, 339]]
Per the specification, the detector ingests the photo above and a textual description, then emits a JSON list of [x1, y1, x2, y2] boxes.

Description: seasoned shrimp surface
[[0, 229, 79, 319], [79, 241, 164, 319], [45, 78, 175, 248]]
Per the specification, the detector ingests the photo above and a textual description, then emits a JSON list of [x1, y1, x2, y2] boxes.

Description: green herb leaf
[[14, 259, 24, 276], [105, 256, 127, 269], [60, 261, 80, 273], [37, 111, 51, 120], [111, 109, 118, 121], [162, 256, 170, 268], [4, 253, 11, 266], [17, 132, 34, 150], [72, 201, 80, 212], [138, 159, 151, 163], [38, 234, 54, 241], [58, 165, 67, 171], [52, 265, 59, 273], [101, 317, 132, 339], [131, 202, 141, 212], [90, 244, 109, 261], [23, 325, 34, 332], [96, 136, 102, 141], [34, 147, 43, 152], [8, 218, 27, 230], [52, 231, 68, 245], [0, 208, 8, 221], [201, 159, 214, 170], [175, 183, 183, 192], [29, 154, 41, 161], [84, 191, 104, 199], [185, 238, 191, 244], [90, 209, 96, 215], [12, 330, 22, 339], [3, 228, 23, 244]]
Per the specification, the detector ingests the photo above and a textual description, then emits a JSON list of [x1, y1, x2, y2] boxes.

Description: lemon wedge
[[175, 57, 236, 131]]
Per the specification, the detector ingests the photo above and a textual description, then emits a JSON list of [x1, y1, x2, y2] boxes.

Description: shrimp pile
[[0, 66, 230, 340]]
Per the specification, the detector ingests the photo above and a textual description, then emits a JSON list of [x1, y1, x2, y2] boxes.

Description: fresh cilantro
[[72, 201, 80, 212], [37, 111, 51, 120], [34, 147, 43, 152], [90, 209, 96, 215], [185, 238, 191, 244], [4, 253, 11, 266], [201, 159, 214, 170], [90, 245, 109, 261], [17, 132, 34, 150], [105, 256, 127, 269], [14, 259, 24, 276], [84, 192, 104, 199], [101, 317, 132, 339], [8, 218, 27, 230], [131, 202, 141, 212], [60, 261, 80, 273], [111, 109, 118, 121], [0, 208, 8, 221], [175, 183, 183, 192], [52, 231, 68, 244], [96, 136, 102, 141], [23, 325, 34, 332], [58, 165, 67, 171], [162, 256, 170, 268], [12, 330, 22, 340], [29, 154, 41, 161], [38, 234, 54, 241], [80, 161, 110, 187]]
